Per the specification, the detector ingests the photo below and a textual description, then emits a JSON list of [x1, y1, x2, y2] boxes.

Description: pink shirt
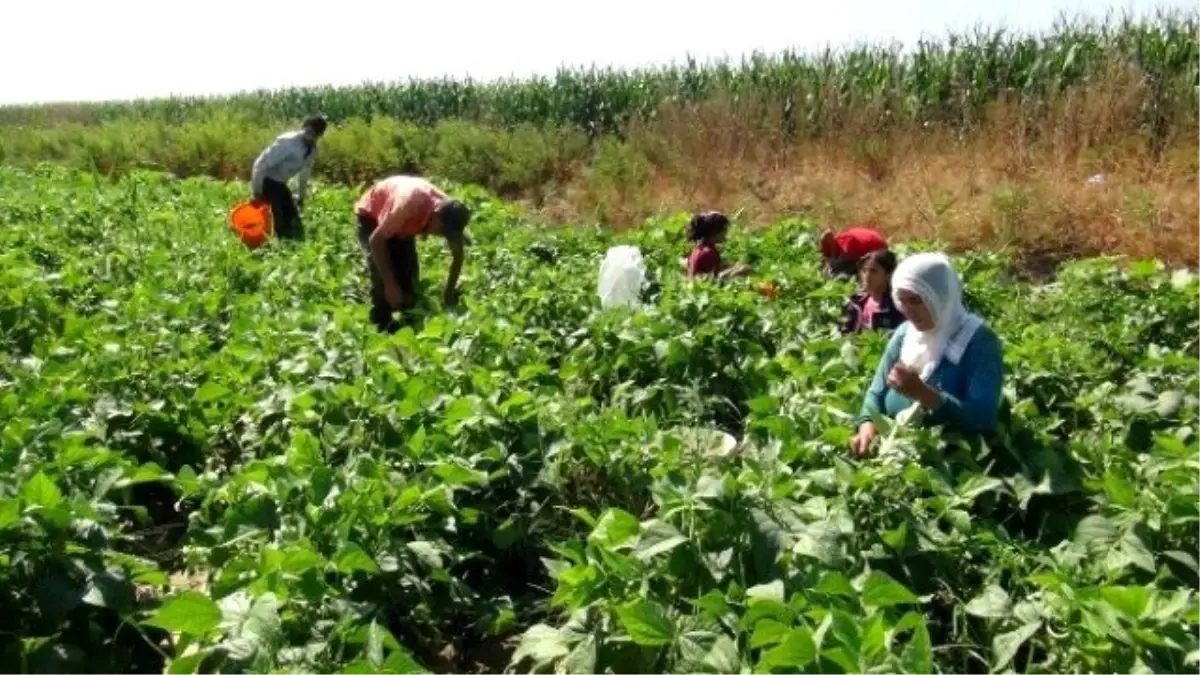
[[687, 244, 722, 278], [355, 176, 447, 239], [859, 295, 880, 331]]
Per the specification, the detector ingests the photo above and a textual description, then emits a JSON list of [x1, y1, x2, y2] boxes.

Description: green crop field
[[1, 164, 1197, 674]]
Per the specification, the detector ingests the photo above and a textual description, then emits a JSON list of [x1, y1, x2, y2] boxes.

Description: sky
[[1, 0, 1192, 106]]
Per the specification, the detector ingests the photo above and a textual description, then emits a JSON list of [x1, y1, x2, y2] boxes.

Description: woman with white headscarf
[[851, 252, 1004, 457]]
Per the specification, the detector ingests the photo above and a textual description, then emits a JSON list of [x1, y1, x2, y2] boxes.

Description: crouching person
[[250, 114, 327, 240], [354, 175, 471, 333]]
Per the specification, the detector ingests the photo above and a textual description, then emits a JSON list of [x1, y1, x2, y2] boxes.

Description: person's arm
[[855, 325, 905, 427], [718, 262, 751, 278], [926, 328, 1005, 433], [250, 137, 285, 198], [444, 238, 465, 304], [296, 148, 316, 208]]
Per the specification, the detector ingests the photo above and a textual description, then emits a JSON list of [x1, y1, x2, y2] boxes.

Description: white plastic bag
[[597, 245, 647, 309]]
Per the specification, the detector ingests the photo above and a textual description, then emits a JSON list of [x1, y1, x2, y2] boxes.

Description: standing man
[[250, 114, 328, 240], [820, 225, 889, 278], [354, 175, 471, 332]]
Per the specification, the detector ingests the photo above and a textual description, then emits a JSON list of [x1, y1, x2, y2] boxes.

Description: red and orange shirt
[[355, 176, 447, 239]]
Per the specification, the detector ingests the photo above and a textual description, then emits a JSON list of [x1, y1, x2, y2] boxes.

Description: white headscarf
[[891, 253, 984, 382]]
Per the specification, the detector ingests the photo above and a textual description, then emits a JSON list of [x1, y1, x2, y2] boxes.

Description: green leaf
[[510, 624, 570, 669], [758, 627, 816, 670], [81, 571, 134, 613], [0, 498, 19, 529], [22, 472, 62, 509], [815, 572, 856, 597], [195, 382, 230, 403], [562, 635, 597, 674], [1074, 514, 1114, 553], [957, 474, 1004, 501], [337, 660, 374, 674], [861, 571, 919, 608], [702, 634, 740, 674], [432, 462, 487, 486], [634, 519, 688, 561], [589, 508, 640, 548], [991, 622, 1041, 672], [1117, 530, 1156, 574], [750, 620, 789, 648], [746, 579, 786, 603], [1102, 471, 1137, 508], [616, 600, 675, 646], [333, 543, 380, 574], [144, 591, 222, 637], [492, 518, 521, 550], [900, 619, 933, 673], [405, 541, 444, 569], [166, 652, 204, 674], [218, 592, 282, 664], [1102, 586, 1151, 619], [1164, 550, 1200, 576], [384, 647, 428, 674], [965, 584, 1013, 619], [280, 547, 327, 576], [793, 521, 844, 564]]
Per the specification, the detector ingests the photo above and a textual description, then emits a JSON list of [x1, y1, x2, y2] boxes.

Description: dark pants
[[262, 178, 303, 240], [357, 214, 419, 332]]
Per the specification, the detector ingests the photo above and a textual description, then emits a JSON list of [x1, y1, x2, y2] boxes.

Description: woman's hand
[[851, 422, 878, 458], [886, 364, 943, 410]]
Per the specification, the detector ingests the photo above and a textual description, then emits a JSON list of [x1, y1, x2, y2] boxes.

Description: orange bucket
[[758, 281, 779, 299], [229, 200, 273, 249]]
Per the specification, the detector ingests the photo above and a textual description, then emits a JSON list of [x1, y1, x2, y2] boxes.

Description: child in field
[[686, 211, 751, 280], [840, 249, 906, 334], [820, 225, 888, 278]]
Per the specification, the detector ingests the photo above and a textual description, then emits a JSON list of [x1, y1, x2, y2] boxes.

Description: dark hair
[[859, 248, 897, 274], [302, 114, 329, 136], [686, 211, 731, 242], [440, 199, 471, 234]]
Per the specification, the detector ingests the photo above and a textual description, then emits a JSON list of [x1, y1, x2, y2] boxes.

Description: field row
[[1, 166, 1197, 673]]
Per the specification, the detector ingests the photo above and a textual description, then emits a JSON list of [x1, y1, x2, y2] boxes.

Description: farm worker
[[850, 252, 1004, 458], [250, 114, 328, 240], [839, 249, 906, 335], [354, 175, 471, 332], [820, 225, 888, 278], [685, 211, 751, 280]]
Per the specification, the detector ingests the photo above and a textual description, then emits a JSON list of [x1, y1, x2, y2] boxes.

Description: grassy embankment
[[0, 12, 1196, 266]]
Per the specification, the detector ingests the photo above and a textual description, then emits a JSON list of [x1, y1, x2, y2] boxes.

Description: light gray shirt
[[250, 130, 317, 201]]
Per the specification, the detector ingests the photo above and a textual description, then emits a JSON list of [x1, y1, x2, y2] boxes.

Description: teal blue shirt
[[855, 322, 1005, 435]]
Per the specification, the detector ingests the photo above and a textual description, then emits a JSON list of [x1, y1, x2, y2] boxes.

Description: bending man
[[250, 114, 327, 240], [354, 175, 471, 332]]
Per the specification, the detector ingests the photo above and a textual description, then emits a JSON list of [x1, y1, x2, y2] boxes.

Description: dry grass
[[542, 64, 1199, 268]]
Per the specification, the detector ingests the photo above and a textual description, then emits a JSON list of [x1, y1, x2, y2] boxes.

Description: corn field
[[1, 13, 1196, 138]]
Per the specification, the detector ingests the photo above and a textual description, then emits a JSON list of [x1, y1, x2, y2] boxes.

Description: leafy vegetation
[[1, 164, 1196, 673]]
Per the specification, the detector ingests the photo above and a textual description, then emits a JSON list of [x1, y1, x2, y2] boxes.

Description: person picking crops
[[850, 252, 1004, 458], [820, 225, 888, 278], [840, 249, 906, 334], [685, 211, 751, 280], [249, 114, 328, 240], [354, 175, 471, 332]]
